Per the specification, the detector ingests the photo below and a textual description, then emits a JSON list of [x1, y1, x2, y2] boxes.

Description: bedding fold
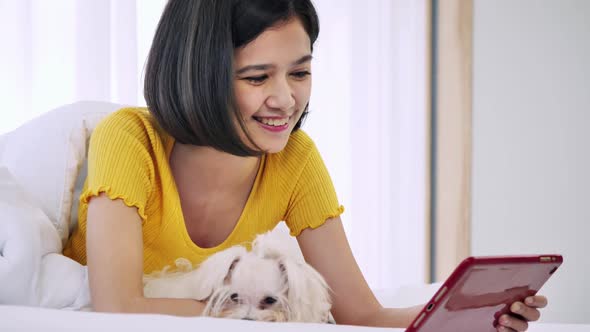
[[0, 167, 90, 309]]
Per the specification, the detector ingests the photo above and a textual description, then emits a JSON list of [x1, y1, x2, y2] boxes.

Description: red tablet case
[[406, 255, 563, 332]]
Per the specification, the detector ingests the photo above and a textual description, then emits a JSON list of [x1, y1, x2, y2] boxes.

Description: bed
[[2, 284, 588, 331], [1, 304, 587, 332]]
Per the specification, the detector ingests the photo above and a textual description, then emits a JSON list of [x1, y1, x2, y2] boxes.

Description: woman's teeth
[[256, 117, 289, 126]]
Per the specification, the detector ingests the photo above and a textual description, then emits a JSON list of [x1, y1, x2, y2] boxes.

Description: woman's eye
[[245, 75, 268, 84], [291, 71, 311, 79], [263, 297, 277, 305]]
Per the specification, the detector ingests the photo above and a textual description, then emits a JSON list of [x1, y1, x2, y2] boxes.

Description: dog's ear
[[279, 258, 332, 323], [187, 245, 247, 301], [143, 246, 247, 301]]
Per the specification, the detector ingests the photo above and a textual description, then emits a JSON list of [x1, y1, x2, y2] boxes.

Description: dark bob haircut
[[144, 0, 320, 157]]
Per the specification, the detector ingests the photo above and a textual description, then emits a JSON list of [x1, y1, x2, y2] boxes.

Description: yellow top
[[63, 107, 343, 273]]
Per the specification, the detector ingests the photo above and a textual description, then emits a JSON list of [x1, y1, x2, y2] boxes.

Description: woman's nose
[[266, 79, 295, 111]]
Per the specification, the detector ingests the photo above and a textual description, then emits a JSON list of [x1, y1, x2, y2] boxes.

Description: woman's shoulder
[[93, 107, 168, 144], [284, 129, 316, 156], [95, 107, 154, 134], [90, 106, 171, 158], [267, 130, 319, 173]]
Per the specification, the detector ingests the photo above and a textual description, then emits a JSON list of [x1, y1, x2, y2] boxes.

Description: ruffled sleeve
[[81, 109, 155, 223]]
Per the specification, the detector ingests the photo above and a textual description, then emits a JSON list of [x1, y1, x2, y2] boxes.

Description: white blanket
[[0, 101, 120, 308], [0, 167, 91, 309]]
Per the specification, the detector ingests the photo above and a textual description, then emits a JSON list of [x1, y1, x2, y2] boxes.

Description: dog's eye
[[263, 297, 277, 305], [230, 293, 239, 302]]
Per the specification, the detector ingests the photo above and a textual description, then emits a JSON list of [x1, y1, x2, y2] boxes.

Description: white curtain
[[0, 0, 428, 292], [308, 0, 428, 290], [0, 0, 167, 133]]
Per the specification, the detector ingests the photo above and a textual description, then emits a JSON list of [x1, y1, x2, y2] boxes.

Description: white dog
[[143, 232, 332, 323]]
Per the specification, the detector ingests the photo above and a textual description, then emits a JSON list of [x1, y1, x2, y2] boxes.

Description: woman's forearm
[[94, 296, 206, 317], [360, 305, 423, 328]]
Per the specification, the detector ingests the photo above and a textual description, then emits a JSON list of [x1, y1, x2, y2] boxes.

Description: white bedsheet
[[0, 305, 588, 332]]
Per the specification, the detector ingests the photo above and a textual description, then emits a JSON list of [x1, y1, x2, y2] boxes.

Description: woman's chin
[[261, 144, 287, 154], [246, 125, 293, 154], [256, 139, 289, 154]]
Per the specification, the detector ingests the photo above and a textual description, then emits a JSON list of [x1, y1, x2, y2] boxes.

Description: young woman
[[64, 1, 547, 330]]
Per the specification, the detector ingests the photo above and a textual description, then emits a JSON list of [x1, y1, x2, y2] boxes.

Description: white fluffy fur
[[143, 232, 331, 323]]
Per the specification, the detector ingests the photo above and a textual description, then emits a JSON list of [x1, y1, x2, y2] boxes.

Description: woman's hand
[[497, 295, 548, 331]]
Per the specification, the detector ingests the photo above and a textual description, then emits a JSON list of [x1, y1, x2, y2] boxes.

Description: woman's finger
[[500, 313, 529, 331], [525, 296, 548, 308], [511, 301, 541, 322]]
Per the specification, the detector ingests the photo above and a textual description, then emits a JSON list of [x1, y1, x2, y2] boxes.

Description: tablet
[[406, 255, 563, 332]]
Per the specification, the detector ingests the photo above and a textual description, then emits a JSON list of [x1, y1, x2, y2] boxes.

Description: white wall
[[472, 0, 590, 324]]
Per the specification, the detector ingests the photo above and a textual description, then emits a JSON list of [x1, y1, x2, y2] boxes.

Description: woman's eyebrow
[[292, 54, 313, 66], [235, 54, 313, 75]]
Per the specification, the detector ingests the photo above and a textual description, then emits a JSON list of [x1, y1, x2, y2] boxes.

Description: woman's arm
[[86, 194, 206, 316], [296, 216, 421, 327]]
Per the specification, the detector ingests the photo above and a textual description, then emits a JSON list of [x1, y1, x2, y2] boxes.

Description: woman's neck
[[169, 142, 261, 196]]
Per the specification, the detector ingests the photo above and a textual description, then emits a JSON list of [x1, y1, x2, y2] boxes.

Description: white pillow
[[0, 101, 123, 245]]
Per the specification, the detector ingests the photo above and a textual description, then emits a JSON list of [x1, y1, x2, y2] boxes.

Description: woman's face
[[233, 18, 312, 154]]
